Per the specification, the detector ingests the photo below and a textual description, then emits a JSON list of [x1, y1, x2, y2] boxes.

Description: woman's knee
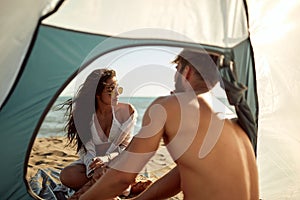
[[60, 165, 74, 185], [60, 164, 88, 189]]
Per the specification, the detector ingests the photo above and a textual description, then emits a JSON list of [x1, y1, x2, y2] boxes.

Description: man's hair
[[173, 48, 221, 89]]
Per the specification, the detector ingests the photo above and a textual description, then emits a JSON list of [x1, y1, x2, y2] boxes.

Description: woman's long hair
[[63, 69, 116, 153]]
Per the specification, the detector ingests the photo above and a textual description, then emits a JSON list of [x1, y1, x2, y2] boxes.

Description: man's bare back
[[161, 93, 259, 199]]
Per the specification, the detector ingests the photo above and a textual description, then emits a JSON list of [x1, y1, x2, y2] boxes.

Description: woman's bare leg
[[60, 163, 90, 190]]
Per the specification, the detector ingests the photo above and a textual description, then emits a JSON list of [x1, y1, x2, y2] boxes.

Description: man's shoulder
[[148, 95, 185, 114], [151, 95, 177, 105], [153, 93, 202, 105]]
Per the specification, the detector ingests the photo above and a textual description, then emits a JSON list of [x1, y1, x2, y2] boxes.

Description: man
[[80, 49, 259, 200]]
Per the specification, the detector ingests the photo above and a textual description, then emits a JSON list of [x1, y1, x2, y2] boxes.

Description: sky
[[61, 46, 182, 97]]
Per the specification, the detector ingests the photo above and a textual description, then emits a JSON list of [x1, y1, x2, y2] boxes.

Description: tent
[[0, 0, 299, 199]]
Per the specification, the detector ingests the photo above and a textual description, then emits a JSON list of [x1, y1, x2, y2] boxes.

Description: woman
[[59, 69, 137, 193]]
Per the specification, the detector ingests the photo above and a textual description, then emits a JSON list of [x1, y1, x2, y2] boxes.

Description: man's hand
[[92, 164, 108, 180]]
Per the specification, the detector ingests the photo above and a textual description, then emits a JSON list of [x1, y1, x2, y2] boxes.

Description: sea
[[37, 96, 156, 138]]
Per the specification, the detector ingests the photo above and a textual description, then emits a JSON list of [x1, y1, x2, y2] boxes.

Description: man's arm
[[80, 98, 167, 200], [134, 166, 181, 200]]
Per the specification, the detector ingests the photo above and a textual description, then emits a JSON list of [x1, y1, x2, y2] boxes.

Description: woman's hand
[[89, 157, 109, 181], [89, 157, 105, 171]]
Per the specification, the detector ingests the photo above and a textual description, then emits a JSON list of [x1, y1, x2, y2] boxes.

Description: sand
[[27, 136, 183, 199], [27, 136, 78, 180]]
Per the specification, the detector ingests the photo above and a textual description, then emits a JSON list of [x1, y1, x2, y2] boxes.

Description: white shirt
[[78, 105, 137, 177]]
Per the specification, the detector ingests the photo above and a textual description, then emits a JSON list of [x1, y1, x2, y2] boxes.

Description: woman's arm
[[79, 140, 97, 177]]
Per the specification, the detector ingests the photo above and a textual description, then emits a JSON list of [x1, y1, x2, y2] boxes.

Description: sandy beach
[[27, 136, 78, 180], [27, 136, 183, 199]]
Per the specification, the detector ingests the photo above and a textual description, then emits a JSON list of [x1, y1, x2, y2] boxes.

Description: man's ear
[[183, 65, 192, 80]]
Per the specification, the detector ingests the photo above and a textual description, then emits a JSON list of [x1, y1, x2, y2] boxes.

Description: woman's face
[[99, 76, 122, 106]]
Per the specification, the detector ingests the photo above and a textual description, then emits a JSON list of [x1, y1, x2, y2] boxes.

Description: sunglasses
[[103, 82, 123, 96]]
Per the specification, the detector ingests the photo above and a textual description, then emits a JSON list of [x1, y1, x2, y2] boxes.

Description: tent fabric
[[42, 0, 248, 48], [0, 0, 61, 109], [221, 78, 257, 153], [232, 39, 258, 117], [246, 0, 300, 199]]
